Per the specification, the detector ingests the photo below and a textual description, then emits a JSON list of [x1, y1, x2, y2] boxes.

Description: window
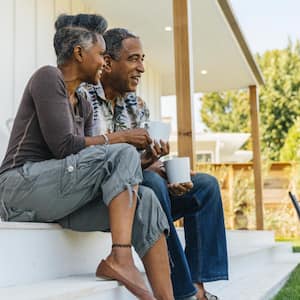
[[196, 151, 213, 163]]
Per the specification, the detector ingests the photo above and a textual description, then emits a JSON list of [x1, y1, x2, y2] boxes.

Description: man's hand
[[140, 141, 161, 169], [141, 140, 170, 169], [146, 160, 167, 178], [168, 181, 194, 196]]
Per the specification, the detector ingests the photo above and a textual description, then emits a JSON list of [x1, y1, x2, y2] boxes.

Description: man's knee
[[143, 170, 167, 191], [193, 173, 220, 193]]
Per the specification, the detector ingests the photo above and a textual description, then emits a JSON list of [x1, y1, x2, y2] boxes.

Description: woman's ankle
[[107, 247, 134, 266]]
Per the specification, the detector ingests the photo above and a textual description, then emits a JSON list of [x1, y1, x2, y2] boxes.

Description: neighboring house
[[169, 132, 252, 163]]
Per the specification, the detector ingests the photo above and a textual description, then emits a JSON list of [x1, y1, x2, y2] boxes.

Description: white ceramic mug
[[142, 121, 171, 144], [164, 157, 191, 184]]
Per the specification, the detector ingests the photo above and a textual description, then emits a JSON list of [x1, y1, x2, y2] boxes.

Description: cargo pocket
[[60, 155, 78, 196]]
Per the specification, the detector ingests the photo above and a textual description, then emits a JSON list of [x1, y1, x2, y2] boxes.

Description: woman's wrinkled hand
[[122, 128, 152, 150]]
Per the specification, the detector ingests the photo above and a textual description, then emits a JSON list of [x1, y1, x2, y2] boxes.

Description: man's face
[[109, 38, 145, 93]]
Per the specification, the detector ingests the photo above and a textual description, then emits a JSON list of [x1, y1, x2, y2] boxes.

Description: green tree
[[201, 41, 300, 160], [201, 90, 250, 133], [280, 118, 300, 161]]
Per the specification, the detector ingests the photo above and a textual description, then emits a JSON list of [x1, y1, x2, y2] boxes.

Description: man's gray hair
[[103, 28, 138, 60], [53, 14, 107, 66]]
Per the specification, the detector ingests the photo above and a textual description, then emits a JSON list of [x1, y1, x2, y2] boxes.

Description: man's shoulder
[[125, 93, 147, 107], [79, 83, 105, 101], [136, 95, 145, 106]]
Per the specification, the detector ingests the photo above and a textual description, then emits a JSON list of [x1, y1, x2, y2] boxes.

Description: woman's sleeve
[[29, 66, 86, 159], [84, 103, 94, 137]]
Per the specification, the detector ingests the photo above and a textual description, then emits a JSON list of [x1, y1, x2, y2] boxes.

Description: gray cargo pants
[[0, 143, 169, 257]]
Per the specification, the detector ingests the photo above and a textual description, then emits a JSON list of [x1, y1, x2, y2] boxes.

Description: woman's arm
[[85, 129, 152, 149], [30, 66, 85, 159]]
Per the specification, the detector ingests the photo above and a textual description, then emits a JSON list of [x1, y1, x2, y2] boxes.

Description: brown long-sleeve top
[[0, 66, 93, 175]]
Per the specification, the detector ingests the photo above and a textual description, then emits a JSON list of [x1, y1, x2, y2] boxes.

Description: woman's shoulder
[[29, 65, 64, 92], [35, 65, 60, 75], [31, 65, 62, 81]]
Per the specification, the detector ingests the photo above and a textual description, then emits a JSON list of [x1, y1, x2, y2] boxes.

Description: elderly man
[[79, 28, 228, 300]]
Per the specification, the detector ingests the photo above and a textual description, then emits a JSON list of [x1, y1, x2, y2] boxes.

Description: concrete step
[[176, 228, 276, 249], [1, 222, 299, 299], [0, 275, 123, 300], [205, 259, 300, 300], [2, 253, 298, 300], [0, 221, 146, 288], [2, 258, 299, 300], [0, 222, 112, 287]]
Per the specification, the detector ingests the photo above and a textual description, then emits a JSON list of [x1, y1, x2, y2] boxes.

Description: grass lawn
[[292, 239, 300, 253], [273, 264, 300, 300], [275, 238, 300, 253]]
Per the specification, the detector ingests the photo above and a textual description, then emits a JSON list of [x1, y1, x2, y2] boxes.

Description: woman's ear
[[74, 45, 83, 62], [103, 54, 112, 72]]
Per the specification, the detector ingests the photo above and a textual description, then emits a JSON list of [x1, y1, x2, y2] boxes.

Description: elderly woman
[[0, 14, 173, 300]]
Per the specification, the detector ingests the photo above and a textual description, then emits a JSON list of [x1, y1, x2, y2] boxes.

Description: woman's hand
[[120, 128, 152, 150]]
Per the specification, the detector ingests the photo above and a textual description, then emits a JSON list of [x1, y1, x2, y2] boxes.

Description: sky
[[161, 0, 300, 132], [230, 0, 300, 54]]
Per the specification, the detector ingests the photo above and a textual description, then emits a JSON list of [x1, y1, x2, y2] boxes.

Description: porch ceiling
[[85, 0, 264, 95]]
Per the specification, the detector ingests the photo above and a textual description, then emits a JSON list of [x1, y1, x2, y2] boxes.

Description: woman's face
[[80, 35, 106, 85]]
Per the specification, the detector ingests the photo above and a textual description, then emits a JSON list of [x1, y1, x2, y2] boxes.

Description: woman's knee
[[118, 144, 140, 164]]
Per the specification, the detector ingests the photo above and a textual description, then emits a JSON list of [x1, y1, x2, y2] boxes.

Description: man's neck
[[101, 77, 125, 102]]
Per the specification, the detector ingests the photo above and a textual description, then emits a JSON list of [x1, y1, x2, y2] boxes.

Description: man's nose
[[137, 61, 145, 73]]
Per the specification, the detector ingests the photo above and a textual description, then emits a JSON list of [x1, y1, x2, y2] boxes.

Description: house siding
[[0, 0, 162, 133]]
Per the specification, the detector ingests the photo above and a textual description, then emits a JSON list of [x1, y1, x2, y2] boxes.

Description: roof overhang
[[85, 0, 264, 95]]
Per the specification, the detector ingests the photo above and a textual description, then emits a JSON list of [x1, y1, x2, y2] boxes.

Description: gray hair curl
[[53, 14, 107, 66]]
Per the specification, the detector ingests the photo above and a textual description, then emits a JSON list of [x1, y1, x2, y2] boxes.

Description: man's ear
[[103, 54, 112, 72], [74, 45, 84, 63]]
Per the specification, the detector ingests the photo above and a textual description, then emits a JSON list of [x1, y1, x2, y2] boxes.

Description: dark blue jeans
[[142, 171, 228, 300]]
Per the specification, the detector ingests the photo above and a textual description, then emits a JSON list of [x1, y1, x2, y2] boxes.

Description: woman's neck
[[58, 64, 81, 98]]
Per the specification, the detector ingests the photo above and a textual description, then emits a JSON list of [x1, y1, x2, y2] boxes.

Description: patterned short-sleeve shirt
[[77, 83, 150, 136]]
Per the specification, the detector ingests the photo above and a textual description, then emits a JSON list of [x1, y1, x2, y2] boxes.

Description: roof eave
[[217, 0, 265, 86]]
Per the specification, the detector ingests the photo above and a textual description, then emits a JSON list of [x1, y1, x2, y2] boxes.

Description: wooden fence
[[175, 162, 300, 238]]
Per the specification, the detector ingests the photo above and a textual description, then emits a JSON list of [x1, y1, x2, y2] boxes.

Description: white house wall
[[0, 0, 88, 131], [0, 0, 162, 135], [137, 62, 161, 120]]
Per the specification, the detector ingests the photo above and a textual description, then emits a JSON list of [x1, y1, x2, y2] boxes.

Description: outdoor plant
[[232, 168, 255, 230]]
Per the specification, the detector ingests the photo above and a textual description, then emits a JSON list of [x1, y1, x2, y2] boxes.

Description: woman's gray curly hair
[[53, 14, 107, 66]]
